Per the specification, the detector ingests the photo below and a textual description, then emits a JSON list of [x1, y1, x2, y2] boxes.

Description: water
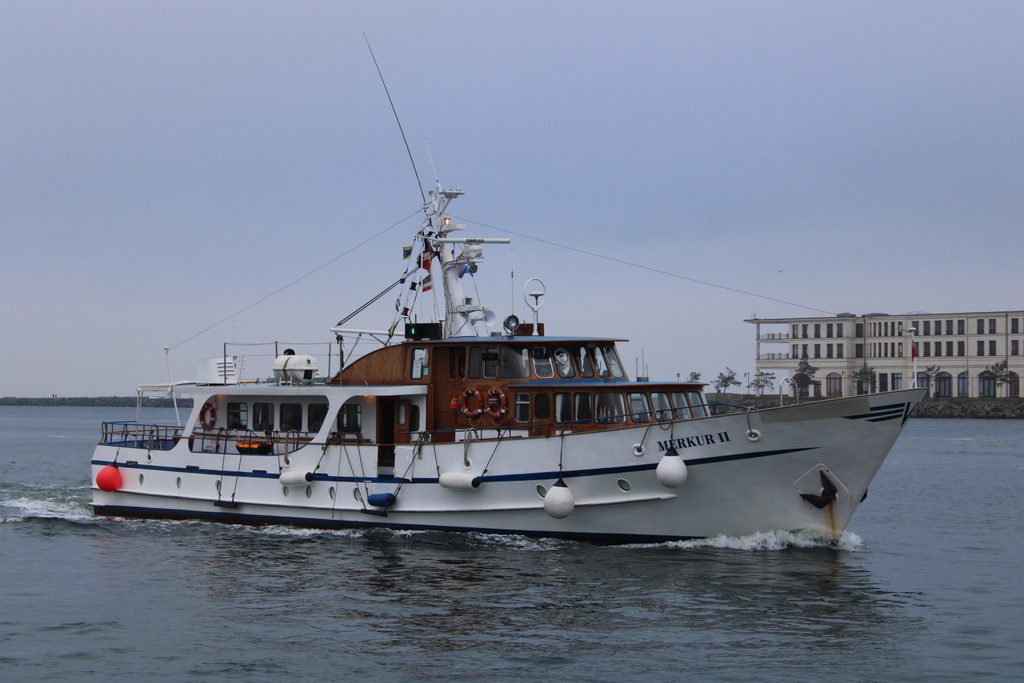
[[2, 407, 1023, 681]]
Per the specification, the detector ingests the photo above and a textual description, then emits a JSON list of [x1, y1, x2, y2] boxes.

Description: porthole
[[305, 485, 313, 499], [215, 479, 221, 493], [329, 486, 336, 500], [353, 488, 363, 502], [536, 484, 548, 498], [175, 477, 182, 489], [282, 486, 289, 497], [617, 478, 631, 492], [138, 473, 145, 485]]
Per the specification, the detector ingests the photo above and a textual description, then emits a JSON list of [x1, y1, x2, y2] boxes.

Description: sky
[[2, 1, 1023, 397]]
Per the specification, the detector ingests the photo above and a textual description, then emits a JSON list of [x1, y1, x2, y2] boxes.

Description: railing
[[100, 421, 184, 450], [758, 333, 791, 341], [758, 353, 791, 360], [188, 428, 321, 455]]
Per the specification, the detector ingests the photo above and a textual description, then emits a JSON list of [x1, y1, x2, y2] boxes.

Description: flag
[[402, 245, 413, 259], [421, 272, 433, 292], [911, 342, 918, 360], [417, 243, 434, 271], [458, 263, 473, 278]]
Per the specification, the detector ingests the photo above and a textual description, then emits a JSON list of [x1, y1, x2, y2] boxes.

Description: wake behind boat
[[90, 186, 924, 542]]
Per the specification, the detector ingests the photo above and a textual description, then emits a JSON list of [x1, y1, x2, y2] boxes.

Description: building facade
[[746, 310, 1024, 398]]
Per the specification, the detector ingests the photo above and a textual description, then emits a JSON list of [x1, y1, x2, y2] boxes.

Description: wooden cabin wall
[[337, 346, 407, 385]]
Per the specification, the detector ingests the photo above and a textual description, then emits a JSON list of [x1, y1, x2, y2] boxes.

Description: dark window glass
[[577, 347, 595, 378], [989, 340, 996, 356], [924, 341, 931, 356], [280, 403, 302, 432], [409, 405, 420, 432], [687, 392, 707, 417], [308, 403, 328, 433], [936, 372, 952, 398], [227, 402, 248, 429], [500, 346, 530, 378], [532, 347, 554, 378], [837, 323, 844, 337], [814, 324, 821, 338], [1012, 319, 1019, 334], [837, 343, 844, 358], [958, 341, 965, 357], [553, 348, 575, 378], [253, 403, 274, 431], [946, 320, 953, 335], [879, 373, 888, 392], [340, 403, 362, 433], [468, 347, 482, 379], [957, 320, 965, 335], [826, 324, 833, 338], [978, 372, 995, 398], [1012, 340, 1020, 356], [482, 347, 499, 379], [855, 323, 864, 337], [554, 393, 572, 422], [535, 394, 551, 420], [978, 340, 985, 356], [923, 321, 931, 335], [514, 392, 530, 422], [670, 392, 692, 419], [574, 393, 593, 423], [595, 392, 626, 424], [627, 392, 650, 423], [977, 319, 985, 334], [989, 319, 997, 334], [958, 372, 970, 397]]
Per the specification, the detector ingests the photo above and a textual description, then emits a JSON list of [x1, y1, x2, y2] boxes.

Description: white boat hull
[[91, 389, 923, 542]]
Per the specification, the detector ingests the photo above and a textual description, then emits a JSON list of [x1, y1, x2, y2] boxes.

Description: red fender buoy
[[96, 465, 122, 492]]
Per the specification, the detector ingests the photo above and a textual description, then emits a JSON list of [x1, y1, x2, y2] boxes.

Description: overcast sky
[[2, 1, 1022, 396]]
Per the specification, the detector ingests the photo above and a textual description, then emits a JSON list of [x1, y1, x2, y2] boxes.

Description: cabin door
[[376, 397, 396, 471]]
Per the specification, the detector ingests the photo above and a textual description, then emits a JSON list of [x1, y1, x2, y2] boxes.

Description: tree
[[850, 364, 876, 395], [986, 359, 1012, 390], [792, 358, 819, 395], [748, 370, 776, 396], [686, 371, 702, 382], [712, 367, 741, 397]]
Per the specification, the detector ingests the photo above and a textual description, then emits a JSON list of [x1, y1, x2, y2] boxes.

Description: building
[[746, 310, 1024, 398]]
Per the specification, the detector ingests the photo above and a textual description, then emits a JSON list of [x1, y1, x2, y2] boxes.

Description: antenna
[[364, 34, 426, 205]]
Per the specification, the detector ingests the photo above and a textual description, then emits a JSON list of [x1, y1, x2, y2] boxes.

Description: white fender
[[656, 448, 688, 488], [279, 470, 314, 486], [439, 472, 483, 490], [543, 478, 575, 519]]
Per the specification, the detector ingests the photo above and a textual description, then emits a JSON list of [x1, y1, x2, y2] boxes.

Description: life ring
[[461, 387, 484, 419], [199, 401, 217, 429], [485, 388, 507, 420]]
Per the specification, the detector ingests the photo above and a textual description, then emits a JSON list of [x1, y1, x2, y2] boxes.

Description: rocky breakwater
[[709, 394, 1024, 419]]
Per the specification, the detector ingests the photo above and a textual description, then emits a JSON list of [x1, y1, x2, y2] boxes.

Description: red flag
[[911, 342, 918, 360]]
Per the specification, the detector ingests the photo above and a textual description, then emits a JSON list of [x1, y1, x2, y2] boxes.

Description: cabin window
[[593, 347, 610, 377], [308, 403, 328, 433], [397, 403, 407, 425], [340, 403, 362, 433], [574, 393, 593, 423], [535, 394, 551, 420], [532, 347, 554, 378], [280, 403, 303, 432], [650, 393, 672, 422], [600, 345, 624, 378], [554, 348, 575, 378], [671, 392, 693, 419], [449, 348, 466, 379], [577, 347, 595, 378], [687, 391, 707, 417], [554, 393, 571, 423], [253, 402, 274, 431], [227, 402, 248, 429], [501, 346, 531, 378], [595, 392, 626, 424], [469, 346, 482, 379], [515, 393, 531, 422], [626, 392, 651, 423], [483, 347, 499, 379], [411, 348, 429, 379], [409, 405, 420, 432]]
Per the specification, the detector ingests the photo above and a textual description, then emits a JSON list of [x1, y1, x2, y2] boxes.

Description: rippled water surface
[[2, 407, 1023, 681]]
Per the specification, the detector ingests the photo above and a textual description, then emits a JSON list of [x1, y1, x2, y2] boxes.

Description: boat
[[90, 185, 925, 542]]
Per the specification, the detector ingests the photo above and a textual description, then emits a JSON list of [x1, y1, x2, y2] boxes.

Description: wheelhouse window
[[280, 403, 302, 432], [410, 348, 429, 379], [577, 347, 595, 378], [687, 391, 707, 417], [340, 403, 362, 433], [670, 392, 692, 419], [599, 345, 624, 378], [595, 392, 626, 424], [553, 348, 575, 378], [468, 347, 482, 379], [253, 402, 274, 431], [532, 347, 554, 378], [650, 392, 672, 422], [554, 393, 572, 423], [482, 347, 499, 379], [626, 392, 651, 423], [514, 392, 531, 422], [308, 403, 328, 433], [227, 402, 248, 429], [500, 346, 531, 379], [574, 393, 593, 423]]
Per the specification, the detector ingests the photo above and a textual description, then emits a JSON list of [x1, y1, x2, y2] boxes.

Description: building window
[[957, 320, 964, 335], [826, 344, 833, 359], [958, 341, 965, 356], [977, 319, 985, 334], [923, 341, 931, 357], [892, 373, 903, 390], [923, 321, 931, 335], [978, 371, 996, 398], [855, 343, 863, 359], [802, 324, 809, 338], [946, 342, 953, 356], [934, 343, 942, 357], [898, 343, 903, 357], [1012, 340, 1020, 356], [793, 344, 799, 358], [945, 320, 953, 335], [837, 343, 844, 358], [814, 344, 821, 359], [855, 323, 864, 338], [958, 372, 970, 398], [978, 340, 985, 356], [989, 319, 997, 334], [1009, 372, 1020, 398], [793, 324, 799, 338], [879, 373, 888, 392], [802, 344, 809, 358], [826, 323, 833, 338], [916, 372, 929, 392], [814, 324, 821, 338], [1012, 318, 1020, 334], [898, 322, 904, 335], [837, 323, 844, 337], [989, 340, 997, 356], [934, 320, 941, 336], [935, 372, 952, 398], [826, 373, 842, 397]]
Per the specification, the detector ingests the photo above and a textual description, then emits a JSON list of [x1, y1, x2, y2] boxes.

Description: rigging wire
[[169, 209, 420, 350], [450, 214, 836, 316]]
